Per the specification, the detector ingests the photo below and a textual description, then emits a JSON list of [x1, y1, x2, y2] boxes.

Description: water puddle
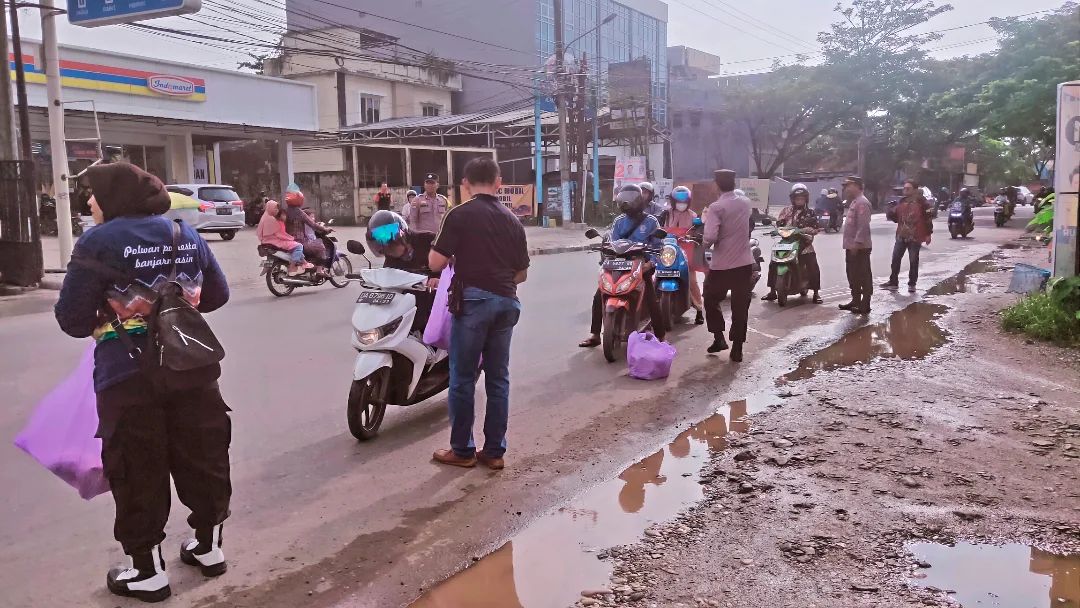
[[782, 302, 950, 382], [409, 392, 781, 608], [926, 257, 1002, 296], [907, 542, 1080, 607]]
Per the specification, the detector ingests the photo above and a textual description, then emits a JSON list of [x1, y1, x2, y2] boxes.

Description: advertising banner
[[497, 184, 535, 218], [737, 178, 771, 211], [614, 156, 646, 194]]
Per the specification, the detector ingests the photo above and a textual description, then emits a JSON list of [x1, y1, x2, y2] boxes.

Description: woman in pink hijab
[[256, 200, 309, 276]]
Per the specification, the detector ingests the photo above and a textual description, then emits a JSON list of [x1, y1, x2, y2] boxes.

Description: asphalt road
[[0, 206, 1032, 608]]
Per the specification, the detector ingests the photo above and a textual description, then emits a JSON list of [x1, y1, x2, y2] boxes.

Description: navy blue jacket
[[55, 216, 229, 391]]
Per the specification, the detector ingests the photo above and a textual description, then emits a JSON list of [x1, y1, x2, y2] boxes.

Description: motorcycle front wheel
[[660, 291, 675, 331], [348, 368, 389, 441], [329, 255, 353, 288], [266, 264, 295, 297], [602, 308, 624, 363], [776, 273, 790, 307]]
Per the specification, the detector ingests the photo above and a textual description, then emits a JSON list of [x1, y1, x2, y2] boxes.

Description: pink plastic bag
[[627, 331, 677, 380], [423, 265, 455, 351], [14, 344, 110, 500]]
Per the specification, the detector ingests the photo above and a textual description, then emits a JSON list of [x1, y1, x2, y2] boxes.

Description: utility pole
[[41, 0, 74, 266], [1, 9, 15, 160], [577, 53, 588, 224], [554, 0, 571, 224]]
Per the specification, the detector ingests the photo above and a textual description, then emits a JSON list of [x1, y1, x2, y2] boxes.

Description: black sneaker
[[695, 310, 704, 325], [838, 301, 856, 311], [730, 342, 744, 362], [761, 292, 777, 301], [107, 545, 171, 603], [880, 281, 899, 290], [908, 284, 917, 293], [180, 524, 227, 577], [707, 336, 729, 353]]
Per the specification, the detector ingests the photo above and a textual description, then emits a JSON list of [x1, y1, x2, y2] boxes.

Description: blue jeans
[[448, 287, 522, 458], [889, 238, 922, 286], [288, 244, 304, 265]]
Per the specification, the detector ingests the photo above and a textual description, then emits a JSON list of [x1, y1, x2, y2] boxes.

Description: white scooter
[[344, 241, 450, 441]]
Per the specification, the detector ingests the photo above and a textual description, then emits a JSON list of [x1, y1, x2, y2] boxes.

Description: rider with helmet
[[365, 210, 438, 331], [579, 184, 666, 347], [284, 189, 331, 267], [953, 187, 975, 221], [660, 185, 705, 325], [640, 181, 666, 219], [762, 183, 822, 303]]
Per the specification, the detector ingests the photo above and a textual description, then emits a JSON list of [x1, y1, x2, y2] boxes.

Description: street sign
[[68, 0, 201, 28]]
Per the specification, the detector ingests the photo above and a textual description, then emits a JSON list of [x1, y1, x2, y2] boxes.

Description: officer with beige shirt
[[701, 169, 755, 362]]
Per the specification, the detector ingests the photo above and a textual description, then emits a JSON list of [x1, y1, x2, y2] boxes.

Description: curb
[[528, 244, 593, 256]]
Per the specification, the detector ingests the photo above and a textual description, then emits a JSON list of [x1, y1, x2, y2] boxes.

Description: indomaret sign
[[68, 0, 202, 28]]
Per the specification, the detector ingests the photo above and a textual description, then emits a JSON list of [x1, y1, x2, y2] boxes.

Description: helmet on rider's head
[[820, 188, 829, 196], [669, 186, 691, 205], [365, 210, 409, 257], [285, 190, 305, 208], [790, 183, 810, 204], [616, 184, 646, 216], [959, 187, 971, 197], [638, 181, 655, 202]]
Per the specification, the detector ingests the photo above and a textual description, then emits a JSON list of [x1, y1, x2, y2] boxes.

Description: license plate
[[655, 269, 681, 278], [357, 291, 395, 305], [773, 243, 796, 252], [216, 207, 232, 215], [603, 259, 633, 271]]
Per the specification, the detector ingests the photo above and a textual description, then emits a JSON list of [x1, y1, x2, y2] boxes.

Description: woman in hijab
[[54, 162, 232, 602], [257, 199, 308, 276], [661, 186, 705, 324]]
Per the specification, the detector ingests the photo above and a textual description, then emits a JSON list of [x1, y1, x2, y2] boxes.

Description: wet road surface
[[0, 207, 1033, 607]]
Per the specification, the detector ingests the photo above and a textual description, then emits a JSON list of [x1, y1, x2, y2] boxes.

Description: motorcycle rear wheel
[[602, 308, 624, 363], [266, 264, 295, 297], [348, 368, 389, 441]]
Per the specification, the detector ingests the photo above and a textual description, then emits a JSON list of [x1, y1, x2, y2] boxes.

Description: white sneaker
[[180, 524, 227, 577], [106, 544, 171, 603]]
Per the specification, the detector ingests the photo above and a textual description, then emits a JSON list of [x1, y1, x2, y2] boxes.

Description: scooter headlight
[[601, 274, 614, 292], [355, 317, 403, 346], [660, 245, 678, 268]]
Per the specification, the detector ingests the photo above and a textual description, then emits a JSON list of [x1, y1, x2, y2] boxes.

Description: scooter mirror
[[346, 240, 367, 255], [653, 228, 668, 239], [585, 228, 600, 239], [761, 218, 773, 226]]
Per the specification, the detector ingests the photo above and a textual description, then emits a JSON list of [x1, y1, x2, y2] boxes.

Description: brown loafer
[[476, 452, 505, 470], [432, 449, 477, 468]]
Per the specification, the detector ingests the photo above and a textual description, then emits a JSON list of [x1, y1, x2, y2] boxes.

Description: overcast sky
[[10, 0, 1071, 74]]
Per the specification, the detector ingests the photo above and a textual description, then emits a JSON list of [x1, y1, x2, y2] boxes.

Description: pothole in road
[[408, 391, 783, 608], [925, 256, 1004, 296], [907, 542, 1080, 607], [782, 302, 950, 382]]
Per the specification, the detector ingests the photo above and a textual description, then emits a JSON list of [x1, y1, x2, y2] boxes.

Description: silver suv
[[165, 184, 245, 240]]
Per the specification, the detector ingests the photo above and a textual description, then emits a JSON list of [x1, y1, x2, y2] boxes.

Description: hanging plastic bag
[[627, 331, 677, 380], [13, 344, 109, 500], [423, 265, 455, 351]]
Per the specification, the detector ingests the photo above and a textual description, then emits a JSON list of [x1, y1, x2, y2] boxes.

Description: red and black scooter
[[586, 228, 662, 362]]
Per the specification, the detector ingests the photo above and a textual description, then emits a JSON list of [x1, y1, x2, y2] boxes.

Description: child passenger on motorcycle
[[578, 184, 666, 348], [761, 183, 822, 304], [365, 210, 438, 332]]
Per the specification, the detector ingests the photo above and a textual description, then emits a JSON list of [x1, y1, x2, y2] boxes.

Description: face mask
[[675, 203, 689, 212]]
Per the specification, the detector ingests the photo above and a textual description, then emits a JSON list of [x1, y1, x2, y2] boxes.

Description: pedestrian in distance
[[701, 169, 755, 362], [409, 173, 449, 234], [429, 157, 530, 470], [839, 176, 874, 315], [882, 178, 933, 293], [374, 182, 393, 211], [401, 189, 417, 219], [54, 162, 232, 603]]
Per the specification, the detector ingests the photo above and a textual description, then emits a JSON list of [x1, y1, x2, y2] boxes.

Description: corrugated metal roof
[[339, 102, 563, 132]]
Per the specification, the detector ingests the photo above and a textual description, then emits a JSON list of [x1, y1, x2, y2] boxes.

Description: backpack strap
[[168, 219, 182, 282]]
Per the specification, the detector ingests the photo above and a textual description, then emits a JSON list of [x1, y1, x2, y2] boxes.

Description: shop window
[[360, 94, 382, 124], [422, 104, 441, 117], [689, 111, 702, 128], [672, 111, 683, 129]]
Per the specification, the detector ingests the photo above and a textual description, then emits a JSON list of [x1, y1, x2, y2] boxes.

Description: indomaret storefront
[[10, 39, 318, 205]]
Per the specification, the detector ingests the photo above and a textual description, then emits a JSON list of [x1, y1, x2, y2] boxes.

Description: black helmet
[[366, 210, 409, 257], [959, 187, 971, 197], [615, 184, 646, 215]]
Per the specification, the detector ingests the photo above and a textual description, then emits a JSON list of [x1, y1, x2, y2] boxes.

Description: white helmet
[[820, 188, 829, 196]]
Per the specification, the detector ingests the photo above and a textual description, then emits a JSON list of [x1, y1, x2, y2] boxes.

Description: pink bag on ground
[[14, 344, 110, 500], [627, 331, 677, 380], [423, 265, 455, 351]]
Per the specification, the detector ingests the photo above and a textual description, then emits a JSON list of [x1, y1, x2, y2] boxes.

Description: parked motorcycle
[[38, 194, 84, 238], [706, 237, 763, 301], [586, 228, 661, 363], [259, 228, 352, 296], [766, 226, 811, 307], [948, 201, 974, 239], [343, 240, 449, 441]]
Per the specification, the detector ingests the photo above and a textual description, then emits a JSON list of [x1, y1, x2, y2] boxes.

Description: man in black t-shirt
[[429, 157, 529, 470]]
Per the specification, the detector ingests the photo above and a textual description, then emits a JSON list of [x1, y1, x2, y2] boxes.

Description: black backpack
[[73, 220, 225, 391]]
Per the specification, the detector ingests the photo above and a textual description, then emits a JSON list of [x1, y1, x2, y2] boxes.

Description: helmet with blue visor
[[365, 210, 409, 257]]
